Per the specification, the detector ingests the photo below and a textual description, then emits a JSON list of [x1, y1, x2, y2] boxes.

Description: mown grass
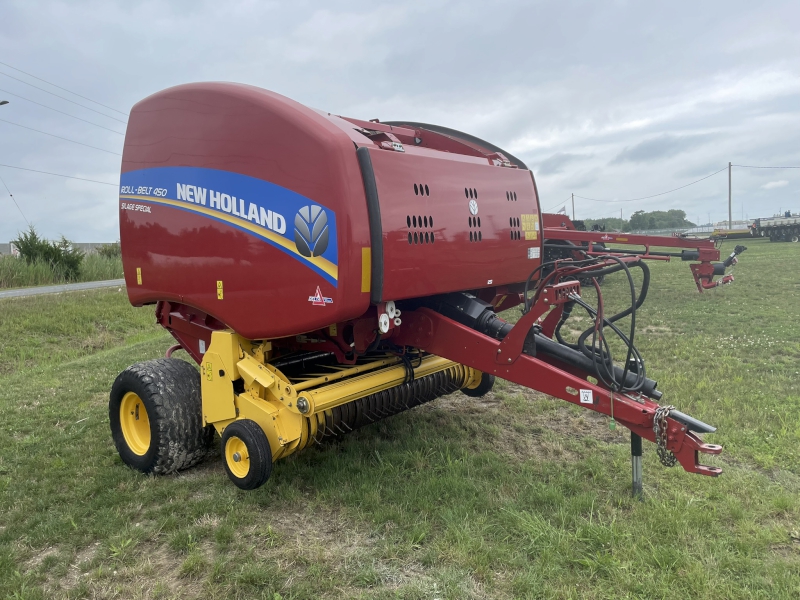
[[0, 239, 799, 599], [0, 254, 123, 289]]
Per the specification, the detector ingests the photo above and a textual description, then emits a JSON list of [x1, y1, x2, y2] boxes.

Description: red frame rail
[[543, 226, 741, 291], [392, 281, 723, 477]]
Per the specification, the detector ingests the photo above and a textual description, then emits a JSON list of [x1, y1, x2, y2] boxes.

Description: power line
[[0, 88, 124, 135], [575, 166, 728, 203], [0, 171, 30, 226], [0, 163, 118, 186], [0, 61, 127, 116], [543, 195, 573, 213], [0, 70, 127, 124], [0, 118, 122, 156], [732, 164, 800, 169]]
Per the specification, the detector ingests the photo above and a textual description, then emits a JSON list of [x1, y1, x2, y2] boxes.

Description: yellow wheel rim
[[225, 435, 250, 479], [119, 392, 151, 456]]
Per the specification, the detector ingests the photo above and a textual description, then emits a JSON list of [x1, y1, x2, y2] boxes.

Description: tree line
[[583, 210, 695, 232]]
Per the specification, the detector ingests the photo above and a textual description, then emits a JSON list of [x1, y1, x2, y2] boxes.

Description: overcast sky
[[1, 0, 799, 241]]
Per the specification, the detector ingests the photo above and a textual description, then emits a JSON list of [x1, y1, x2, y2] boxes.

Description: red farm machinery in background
[[109, 82, 728, 495], [542, 214, 746, 292]]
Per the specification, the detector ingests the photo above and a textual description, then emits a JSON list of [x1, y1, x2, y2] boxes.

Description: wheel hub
[[225, 436, 250, 478], [119, 392, 151, 456]]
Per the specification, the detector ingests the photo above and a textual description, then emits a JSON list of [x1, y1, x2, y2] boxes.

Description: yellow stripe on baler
[[119, 194, 339, 281], [361, 247, 371, 293]]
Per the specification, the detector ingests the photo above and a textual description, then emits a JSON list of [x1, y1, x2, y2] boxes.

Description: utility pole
[[571, 193, 575, 220], [728, 161, 732, 229]]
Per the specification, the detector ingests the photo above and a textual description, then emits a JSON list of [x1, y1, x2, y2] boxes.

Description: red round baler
[[110, 83, 721, 491]]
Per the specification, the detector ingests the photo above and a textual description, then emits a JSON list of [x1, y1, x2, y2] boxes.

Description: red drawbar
[[392, 306, 722, 477]]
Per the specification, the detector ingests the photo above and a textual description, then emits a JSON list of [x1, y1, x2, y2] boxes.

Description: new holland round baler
[[111, 82, 722, 492]]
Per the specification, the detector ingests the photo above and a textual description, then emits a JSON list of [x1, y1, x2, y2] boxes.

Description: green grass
[[1, 239, 799, 599], [0, 254, 123, 289]]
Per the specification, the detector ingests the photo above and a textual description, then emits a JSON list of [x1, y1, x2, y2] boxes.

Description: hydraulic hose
[[528, 329, 661, 400], [422, 293, 662, 400]]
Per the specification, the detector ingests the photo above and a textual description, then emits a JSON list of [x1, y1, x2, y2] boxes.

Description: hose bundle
[[525, 256, 651, 394]]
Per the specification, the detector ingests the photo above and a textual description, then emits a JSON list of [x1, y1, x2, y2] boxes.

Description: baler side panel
[[119, 83, 372, 340], [367, 148, 542, 301]]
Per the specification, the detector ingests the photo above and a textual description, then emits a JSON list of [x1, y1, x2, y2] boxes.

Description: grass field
[[0, 239, 799, 599], [0, 254, 123, 290]]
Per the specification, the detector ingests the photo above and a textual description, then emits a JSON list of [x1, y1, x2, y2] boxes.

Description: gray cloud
[[536, 152, 592, 175], [0, 0, 799, 241], [612, 134, 717, 164]]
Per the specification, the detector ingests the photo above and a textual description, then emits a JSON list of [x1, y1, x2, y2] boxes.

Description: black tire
[[461, 372, 496, 398], [109, 358, 212, 475], [220, 420, 273, 490]]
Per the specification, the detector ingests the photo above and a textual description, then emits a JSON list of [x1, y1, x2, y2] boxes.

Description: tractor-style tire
[[220, 420, 273, 490], [461, 372, 496, 398], [110, 358, 212, 475]]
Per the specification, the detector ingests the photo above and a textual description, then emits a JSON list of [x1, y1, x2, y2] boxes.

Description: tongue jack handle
[[631, 432, 643, 499]]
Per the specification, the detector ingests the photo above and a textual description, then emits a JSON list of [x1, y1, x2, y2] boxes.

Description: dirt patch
[[60, 541, 101, 590], [25, 546, 59, 571], [194, 513, 220, 528], [55, 539, 207, 599], [42, 504, 437, 599]]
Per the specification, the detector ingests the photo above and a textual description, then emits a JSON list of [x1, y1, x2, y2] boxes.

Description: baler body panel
[[119, 82, 542, 339], [365, 148, 541, 301], [119, 83, 371, 339]]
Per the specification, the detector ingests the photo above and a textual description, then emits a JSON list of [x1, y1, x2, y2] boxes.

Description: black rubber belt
[[356, 146, 384, 304]]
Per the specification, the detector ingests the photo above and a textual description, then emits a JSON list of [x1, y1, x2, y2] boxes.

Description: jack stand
[[631, 432, 643, 499]]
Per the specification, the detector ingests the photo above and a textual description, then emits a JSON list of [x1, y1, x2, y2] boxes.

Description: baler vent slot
[[413, 183, 430, 196], [468, 215, 482, 242], [407, 214, 435, 244], [465, 187, 478, 199], [510, 217, 521, 240], [506, 191, 517, 201]]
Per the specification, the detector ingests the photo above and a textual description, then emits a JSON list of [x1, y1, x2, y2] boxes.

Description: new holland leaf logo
[[294, 205, 329, 257]]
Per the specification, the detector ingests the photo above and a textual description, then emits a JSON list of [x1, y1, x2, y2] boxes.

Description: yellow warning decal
[[361, 247, 371, 293], [521, 214, 539, 231], [216, 280, 224, 300], [521, 214, 539, 241], [136, 267, 142, 285]]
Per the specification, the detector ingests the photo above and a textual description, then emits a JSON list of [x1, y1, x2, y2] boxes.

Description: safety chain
[[653, 405, 678, 467]]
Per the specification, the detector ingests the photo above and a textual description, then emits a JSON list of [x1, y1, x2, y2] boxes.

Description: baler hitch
[[395, 261, 722, 495]]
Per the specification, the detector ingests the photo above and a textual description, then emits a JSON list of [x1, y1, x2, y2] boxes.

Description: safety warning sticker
[[308, 286, 333, 306]]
